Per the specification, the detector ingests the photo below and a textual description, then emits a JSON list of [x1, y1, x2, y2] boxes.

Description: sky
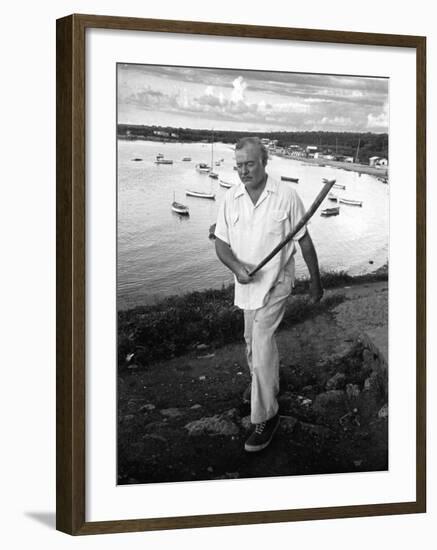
[[117, 64, 388, 133]]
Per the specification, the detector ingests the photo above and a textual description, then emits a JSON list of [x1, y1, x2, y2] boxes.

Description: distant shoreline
[[119, 136, 388, 178], [273, 153, 389, 178]]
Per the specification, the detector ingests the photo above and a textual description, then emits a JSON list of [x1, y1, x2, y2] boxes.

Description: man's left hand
[[309, 280, 324, 304]]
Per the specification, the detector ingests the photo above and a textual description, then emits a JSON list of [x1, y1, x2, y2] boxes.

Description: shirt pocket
[[267, 209, 288, 235]]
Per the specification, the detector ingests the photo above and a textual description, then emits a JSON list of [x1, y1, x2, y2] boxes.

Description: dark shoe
[[244, 413, 280, 452], [243, 383, 251, 404]]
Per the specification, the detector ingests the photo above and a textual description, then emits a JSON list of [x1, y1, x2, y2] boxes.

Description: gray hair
[[235, 137, 268, 165]]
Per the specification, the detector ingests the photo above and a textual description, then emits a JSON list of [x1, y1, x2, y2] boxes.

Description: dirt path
[[118, 281, 388, 485]]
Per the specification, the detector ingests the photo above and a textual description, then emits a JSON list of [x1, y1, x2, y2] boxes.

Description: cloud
[[231, 76, 247, 102], [119, 66, 389, 132], [367, 102, 388, 130]]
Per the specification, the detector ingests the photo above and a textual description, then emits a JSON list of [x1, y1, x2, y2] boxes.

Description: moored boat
[[339, 198, 363, 207], [171, 201, 190, 215], [321, 206, 340, 217], [328, 192, 338, 202], [333, 183, 346, 190], [195, 163, 210, 173], [155, 158, 173, 165], [186, 189, 215, 200], [182, 157, 192, 161], [219, 179, 233, 189], [281, 176, 299, 183], [208, 171, 219, 179], [132, 158, 143, 161]]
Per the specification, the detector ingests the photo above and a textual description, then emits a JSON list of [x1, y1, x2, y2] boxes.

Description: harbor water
[[117, 140, 389, 310]]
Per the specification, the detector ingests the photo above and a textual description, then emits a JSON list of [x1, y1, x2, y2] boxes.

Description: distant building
[[378, 158, 388, 166], [306, 145, 318, 158], [369, 156, 380, 167]]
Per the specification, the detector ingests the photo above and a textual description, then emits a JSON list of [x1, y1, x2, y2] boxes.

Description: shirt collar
[[234, 174, 276, 199]]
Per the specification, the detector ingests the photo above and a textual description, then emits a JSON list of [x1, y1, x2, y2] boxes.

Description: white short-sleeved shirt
[[215, 175, 307, 310]]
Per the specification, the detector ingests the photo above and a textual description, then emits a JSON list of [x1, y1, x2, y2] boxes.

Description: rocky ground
[[118, 281, 388, 485]]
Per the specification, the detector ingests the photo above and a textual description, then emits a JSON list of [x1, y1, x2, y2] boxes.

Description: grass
[[118, 266, 388, 369]]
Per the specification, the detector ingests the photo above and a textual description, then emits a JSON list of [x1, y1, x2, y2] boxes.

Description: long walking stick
[[248, 179, 336, 277]]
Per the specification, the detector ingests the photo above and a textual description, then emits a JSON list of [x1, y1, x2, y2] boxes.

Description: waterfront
[[117, 140, 389, 310]]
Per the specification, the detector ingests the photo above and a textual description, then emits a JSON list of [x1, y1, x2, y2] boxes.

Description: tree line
[[117, 124, 388, 163]]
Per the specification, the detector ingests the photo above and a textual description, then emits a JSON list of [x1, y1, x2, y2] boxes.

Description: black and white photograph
[[116, 63, 390, 485]]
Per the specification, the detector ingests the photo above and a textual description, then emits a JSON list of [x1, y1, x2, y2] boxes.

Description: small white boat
[[219, 179, 233, 189], [321, 206, 340, 217], [208, 171, 219, 179], [196, 163, 210, 173], [339, 198, 363, 207], [333, 183, 346, 190], [171, 192, 189, 215], [171, 201, 190, 215], [155, 158, 173, 165], [186, 189, 215, 200]]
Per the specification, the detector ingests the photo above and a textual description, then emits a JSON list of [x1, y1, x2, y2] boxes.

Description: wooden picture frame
[[56, 13, 426, 535]]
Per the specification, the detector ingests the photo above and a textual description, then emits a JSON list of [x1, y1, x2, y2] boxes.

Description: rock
[[326, 372, 346, 391], [123, 414, 135, 422], [139, 403, 156, 412], [241, 416, 252, 430], [198, 375, 206, 381], [143, 421, 168, 433], [160, 407, 184, 418], [207, 466, 214, 473], [346, 383, 361, 400], [280, 415, 298, 434], [197, 353, 215, 359], [313, 390, 348, 424], [196, 344, 209, 351], [127, 364, 139, 370], [185, 414, 240, 436], [297, 421, 333, 441], [302, 385, 314, 394], [353, 459, 364, 467], [378, 403, 388, 419], [190, 404, 202, 410]]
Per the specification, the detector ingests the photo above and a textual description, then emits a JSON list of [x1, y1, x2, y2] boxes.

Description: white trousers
[[243, 276, 291, 424]]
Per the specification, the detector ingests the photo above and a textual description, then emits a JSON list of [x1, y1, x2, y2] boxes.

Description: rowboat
[[333, 183, 346, 190], [171, 192, 189, 215], [196, 163, 210, 173], [328, 192, 338, 202], [171, 201, 190, 215], [339, 198, 363, 207], [186, 189, 215, 200], [155, 159, 173, 165], [219, 179, 233, 189], [281, 176, 299, 183], [321, 206, 340, 217]]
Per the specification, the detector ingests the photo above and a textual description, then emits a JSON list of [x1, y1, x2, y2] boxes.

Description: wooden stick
[[248, 179, 336, 277]]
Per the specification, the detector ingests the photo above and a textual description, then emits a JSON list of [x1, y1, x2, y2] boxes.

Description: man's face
[[235, 144, 267, 189]]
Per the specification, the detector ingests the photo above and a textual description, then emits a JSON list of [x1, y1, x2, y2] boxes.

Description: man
[[214, 137, 323, 453]]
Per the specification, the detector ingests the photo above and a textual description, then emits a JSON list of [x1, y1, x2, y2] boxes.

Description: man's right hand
[[235, 265, 253, 284]]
